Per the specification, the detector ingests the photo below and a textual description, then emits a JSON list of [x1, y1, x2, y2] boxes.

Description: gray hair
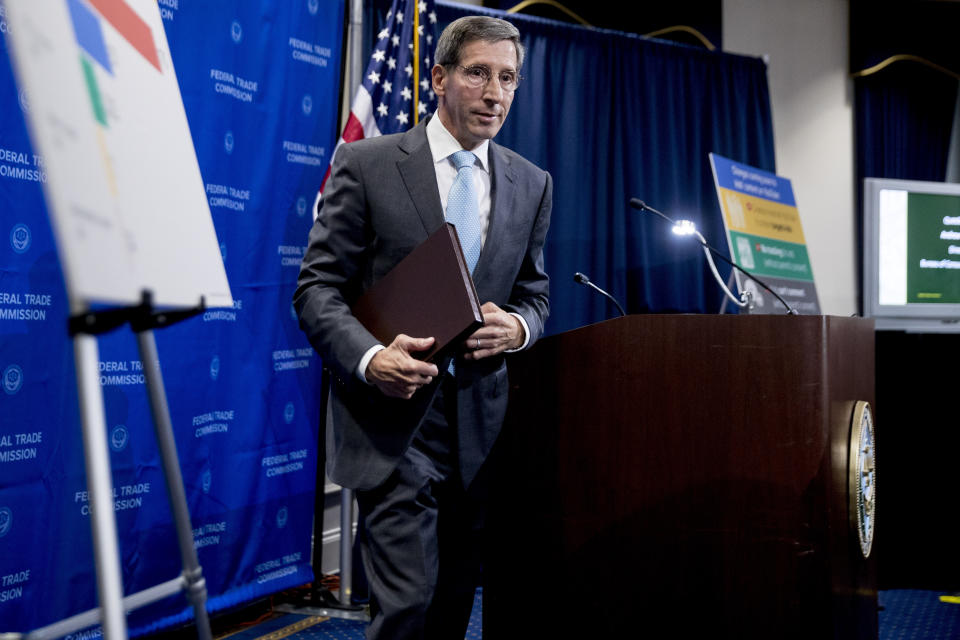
[[434, 16, 525, 71]]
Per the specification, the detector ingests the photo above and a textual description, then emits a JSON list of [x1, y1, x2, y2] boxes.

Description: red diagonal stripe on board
[[87, 0, 161, 71]]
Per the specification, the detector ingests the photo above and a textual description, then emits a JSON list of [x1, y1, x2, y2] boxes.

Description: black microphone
[[629, 198, 670, 224], [574, 272, 626, 317], [630, 197, 798, 315]]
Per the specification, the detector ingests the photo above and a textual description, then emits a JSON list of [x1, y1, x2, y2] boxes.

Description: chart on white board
[[4, 0, 232, 309]]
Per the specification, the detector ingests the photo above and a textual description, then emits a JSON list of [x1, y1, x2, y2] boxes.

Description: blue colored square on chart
[[67, 0, 113, 73]]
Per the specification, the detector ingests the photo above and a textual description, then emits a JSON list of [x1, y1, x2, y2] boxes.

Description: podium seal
[[849, 401, 876, 558]]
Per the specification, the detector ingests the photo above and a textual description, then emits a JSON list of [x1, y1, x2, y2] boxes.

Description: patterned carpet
[[215, 589, 482, 640], [199, 589, 960, 640], [879, 590, 960, 640], [202, 589, 960, 640]]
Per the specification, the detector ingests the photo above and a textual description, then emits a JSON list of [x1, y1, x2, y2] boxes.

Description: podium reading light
[[671, 219, 698, 237], [670, 218, 752, 310], [629, 198, 798, 315]]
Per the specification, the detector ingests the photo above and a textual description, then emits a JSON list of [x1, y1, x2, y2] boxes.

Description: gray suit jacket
[[294, 116, 552, 490]]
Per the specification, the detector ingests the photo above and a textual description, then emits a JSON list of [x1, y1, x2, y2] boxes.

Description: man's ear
[[431, 64, 446, 98]]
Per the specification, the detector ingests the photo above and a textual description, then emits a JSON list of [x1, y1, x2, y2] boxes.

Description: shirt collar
[[426, 112, 490, 172]]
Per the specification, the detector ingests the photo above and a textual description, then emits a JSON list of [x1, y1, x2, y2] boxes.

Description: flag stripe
[[342, 111, 365, 143]]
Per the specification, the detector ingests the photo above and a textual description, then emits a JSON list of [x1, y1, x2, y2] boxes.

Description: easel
[[2, 293, 213, 640]]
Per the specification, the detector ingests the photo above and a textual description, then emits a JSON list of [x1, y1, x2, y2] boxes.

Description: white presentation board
[[4, 0, 232, 310]]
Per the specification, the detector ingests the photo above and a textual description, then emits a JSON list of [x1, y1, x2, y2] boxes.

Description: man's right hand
[[365, 334, 439, 399]]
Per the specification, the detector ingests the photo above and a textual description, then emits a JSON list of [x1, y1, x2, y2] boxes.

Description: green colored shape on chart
[[728, 230, 813, 282], [81, 55, 107, 126]]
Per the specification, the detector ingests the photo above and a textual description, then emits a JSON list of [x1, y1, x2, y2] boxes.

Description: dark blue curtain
[[853, 67, 958, 313], [436, 3, 775, 334], [855, 65, 958, 184]]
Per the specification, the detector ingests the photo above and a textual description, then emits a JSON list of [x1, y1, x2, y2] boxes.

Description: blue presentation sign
[[0, 1, 343, 635], [710, 153, 820, 314], [710, 152, 797, 207]]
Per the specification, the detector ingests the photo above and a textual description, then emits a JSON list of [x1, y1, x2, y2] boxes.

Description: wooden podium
[[485, 315, 877, 639]]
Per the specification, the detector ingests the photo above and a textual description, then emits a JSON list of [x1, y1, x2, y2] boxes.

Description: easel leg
[[136, 330, 212, 640], [74, 334, 128, 640]]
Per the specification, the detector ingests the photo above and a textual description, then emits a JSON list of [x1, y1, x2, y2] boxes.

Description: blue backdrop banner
[[0, 0, 343, 635]]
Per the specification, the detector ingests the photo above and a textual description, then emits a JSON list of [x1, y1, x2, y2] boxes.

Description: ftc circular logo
[[0, 507, 11, 538], [110, 425, 129, 452], [296, 197, 307, 218], [10, 224, 31, 254], [230, 20, 243, 43], [18, 89, 30, 113], [307, 0, 319, 16], [224, 131, 235, 155], [3, 364, 23, 395], [210, 356, 221, 381], [276, 506, 289, 529], [202, 469, 213, 494], [301, 94, 313, 116], [283, 402, 295, 424]]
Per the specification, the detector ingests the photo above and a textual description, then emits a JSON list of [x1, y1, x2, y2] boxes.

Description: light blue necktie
[[446, 150, 482, 275], [446, 150, 482, 373]]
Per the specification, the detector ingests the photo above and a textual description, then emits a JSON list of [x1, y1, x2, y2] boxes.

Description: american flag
[[319, 0, 439, 194]]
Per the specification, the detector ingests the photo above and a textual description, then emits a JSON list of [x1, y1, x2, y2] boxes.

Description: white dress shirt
[[426, 113, 493, 245]]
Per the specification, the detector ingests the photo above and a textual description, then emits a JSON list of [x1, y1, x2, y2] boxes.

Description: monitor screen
[[863, 178, 960, 332]]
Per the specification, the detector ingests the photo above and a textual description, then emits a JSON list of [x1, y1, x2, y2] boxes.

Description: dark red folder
[[352, 223, 483, 362]]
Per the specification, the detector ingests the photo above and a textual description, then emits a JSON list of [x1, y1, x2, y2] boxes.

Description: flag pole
[[413, 2, 420, 124]]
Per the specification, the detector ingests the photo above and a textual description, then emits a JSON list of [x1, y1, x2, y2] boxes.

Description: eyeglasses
[[454, 65, 522, 92]]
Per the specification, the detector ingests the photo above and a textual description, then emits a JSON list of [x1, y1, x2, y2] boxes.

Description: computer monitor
[[863, 177, 960, 332]]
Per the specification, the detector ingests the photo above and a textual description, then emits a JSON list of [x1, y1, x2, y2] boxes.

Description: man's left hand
[[463, 302, 525, 360]]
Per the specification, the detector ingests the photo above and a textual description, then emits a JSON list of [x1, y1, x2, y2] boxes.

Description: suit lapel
[[474, 141, 516, 283], [397, 119, 445, 236]]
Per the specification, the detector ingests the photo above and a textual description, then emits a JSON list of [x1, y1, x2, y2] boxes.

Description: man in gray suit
[[295, 15, 551, 639]]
